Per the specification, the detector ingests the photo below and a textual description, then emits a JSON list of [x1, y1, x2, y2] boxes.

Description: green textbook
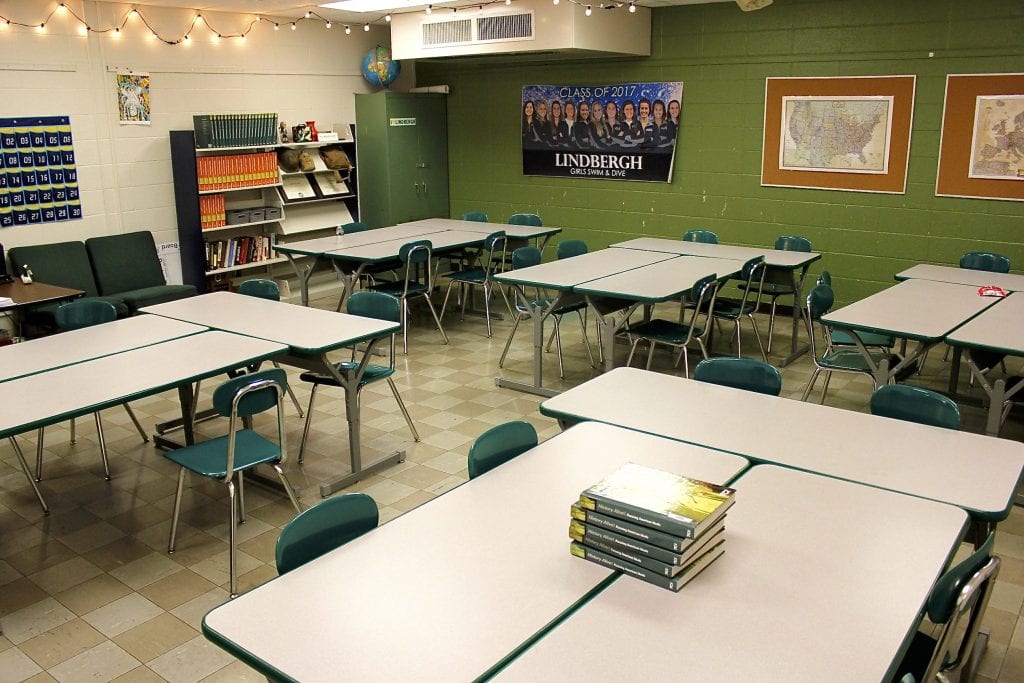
[[569, 518, 726, 574], [569, 540, 725, 592]]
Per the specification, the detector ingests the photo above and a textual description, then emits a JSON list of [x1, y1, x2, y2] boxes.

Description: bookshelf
[[169, 121, 359, 293]]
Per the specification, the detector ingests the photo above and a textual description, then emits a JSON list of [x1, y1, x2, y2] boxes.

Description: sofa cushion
[[85, 231, 168, 296], [8, 241, 100, 296], [118, 285, 197, 313]]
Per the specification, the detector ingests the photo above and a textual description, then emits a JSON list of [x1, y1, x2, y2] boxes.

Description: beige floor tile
[[48, 641, 140, 683], [82, 537, 158, 573], [82, 594, 165, 639], [21, 672, 58, 683], [136, 570, 218, 613], [168, 589, 230, 631], [27, 557, 103, 595], [113, 613, 197, 663], [53, 574, 133, 617], [57, 521, 127, 555], [109, 553, 185, 591], [110, 666, 168, 682], [0, 578, 50, 616], [2, 598, 77, 645], [18, 618, 106, 670], [186, 550, 261, 588], [146, 636, 236, 683], [198, 659, 266, 682], [0, 647, 44, 682]]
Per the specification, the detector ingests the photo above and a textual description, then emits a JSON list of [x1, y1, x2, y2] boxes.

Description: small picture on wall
[[116, 71, 151, 126], [780, 95, 893, 174], [968, 94, 1024, 181]]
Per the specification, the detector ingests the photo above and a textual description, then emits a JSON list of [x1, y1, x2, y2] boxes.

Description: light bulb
[[57, 3, 66, 12], [385, 13, 392, 22], [78, 24, 87, 35], [196, 14, 203, 24], [426, 4, 432, 14], [183, 34, 190, 42], [326, 21, 332, 28], [363, 22, 369, 31], [290, 22, 297, 30], [345, 25, 351, 34], [37, 23, 46, 32], [585, 5, 591, 15], [506, 0, 511, 5], [273, 22, 279, 30], [256, 16, 262, 22], [305, 11, 311, 18], [553, 0, 559, 6], [628, 2, 636, 11]]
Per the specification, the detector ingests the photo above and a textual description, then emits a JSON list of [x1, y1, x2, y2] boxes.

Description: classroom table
[[0, 315, 206, 382], [540, 367, 1024, 527], [0, 331, 286, 514], [0, 279, 84, 336], [611, 236, 821, 365], [896, 263, 1024, 292], [201, 422, 750, 682], [946, 293, 1024, 436], [493, 248, 675, 396], [140, 292, 403, 495], [494, 464, 969, 683], [822, 278, 1000, 387], [396, 217, 562, 249], [574, 256, 745, 371]]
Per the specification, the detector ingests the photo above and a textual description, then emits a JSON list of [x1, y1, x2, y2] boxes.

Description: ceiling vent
[[391, 0, 650, 60]]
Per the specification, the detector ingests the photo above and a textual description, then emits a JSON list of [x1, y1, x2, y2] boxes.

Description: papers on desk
[[0, 296, 13, 308]]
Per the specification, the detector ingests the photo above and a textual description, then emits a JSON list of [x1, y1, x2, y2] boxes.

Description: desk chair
[[694, 357, 783, 396], [468, 421, 538, 479], [461, 211, 489, 222], [275, 493, 378, 574], [709, 256, 768, 362], [870, 384, 961, 430], [340, 221, 369, 234], [800, 283, 890, 404], [35, 300, 149, 483], [369, 240, 447, 353], [682, 229, 718, 244], [507, 213, 542, 227], [890, 532, 999, 683], [297, 292, 419, 463], [817, 272, 895, 351], [545, 240, 596, 375], [950, 251, 1012, 380], [440, 231, 509, 337], [625, 274, 720, 377], [164, 369, 302, 598], [743, 235, 812, 355]]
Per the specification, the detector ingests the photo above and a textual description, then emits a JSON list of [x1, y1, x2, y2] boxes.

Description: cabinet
[[355, 92, 448, 228], [170, 125, 359, 292]]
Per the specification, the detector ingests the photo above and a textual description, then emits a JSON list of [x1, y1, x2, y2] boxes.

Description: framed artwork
[[762, 75, 916, 194], [936, 73, 1024, 201]]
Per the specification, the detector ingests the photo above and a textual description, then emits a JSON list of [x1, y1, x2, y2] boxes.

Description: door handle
[[414, 182, 420, 197]]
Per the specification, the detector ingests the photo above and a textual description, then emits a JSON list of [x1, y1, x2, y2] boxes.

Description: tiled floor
[[2, 290, 1024, 682]]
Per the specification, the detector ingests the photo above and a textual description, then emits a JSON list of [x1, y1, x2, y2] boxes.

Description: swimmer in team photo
[[564, 101, 577, 145], [590, 99, 611, 147], [638, 98, 656, 146], [621, 100, 642, 144], [653, 99, 675, 146], [522, 100, 540, 146], [668, 99, 681, 127], [535, 100, 551, 145], [549, 100, 569, 147], [606, 100, 625, 143], [573, 100, 594, 148]]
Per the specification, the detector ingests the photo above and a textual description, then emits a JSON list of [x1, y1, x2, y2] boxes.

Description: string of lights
[[0, 1, 637, 46]]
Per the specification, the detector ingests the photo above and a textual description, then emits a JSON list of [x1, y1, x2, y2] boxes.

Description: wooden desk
[[541, 367, 1024, 524], [494, 465, 969, 683], [896, 263, 1024, 292], [493, 249, 675, 396], [822, 279, 999, 386], [141, 292, 402, 494], [0, 279, 84, 336], [202, 422, 749, 682]]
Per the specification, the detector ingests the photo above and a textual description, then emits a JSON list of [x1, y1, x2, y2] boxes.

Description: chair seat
[[739, 281, 794, 296], [164, 429, 282, 478], [628, 318, 703, 344], [712, 298, 758, 319], [819, 348, 890, 373], [448, 267, 488, 284], [370, 280, 430, 296], [830, 329, 895, 348], [300, 362, 394, 388]]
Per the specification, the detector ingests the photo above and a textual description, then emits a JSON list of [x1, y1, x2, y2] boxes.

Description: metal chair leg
[[237, 470, 246, 524], [272, 463, 303, 513], [747, 314, 768, 362], [271, 362, 304, 417], [122, 403, 149, 443], [422, 293, 449, 345], [766, 297, 780, 355], [554, 317, 565, 379], [70, 417, 76, 444], [800, 368, 821, 401], [819, 371, 833, 404], [400, 300, 410, 355], [387, 378, 420, 441], [35, 427, 45, 481], [93, 412, 111, 480], [298, 385, 319, 464], [482, 283, 493, 338], [577, 310, 596, 368], [499, 315, 523, 367], [227, 478, 239, 598], [168, 468, 187, 553], [9, 437, 48, 513], [439, 280, 458, 327]]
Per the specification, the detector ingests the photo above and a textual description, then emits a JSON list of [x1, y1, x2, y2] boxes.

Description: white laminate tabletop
[[398, 217, 562, 239], [822, 278, 1000, 341], [324, 229, 488, 262], [0, 331, 285, 438], [496, 464, 968, 683], [946, 292, 1024, 356], [541, 367, 1024, 521], [273, 227, 447, 255], [202, 422, 749, 682], [897, 263, 1024, 292], [0, 316, 207, 382], [494, 248, 675, 291], [140, 292, 398, 355], [611, 236, 821, 269], [574, 256, 745, 302]]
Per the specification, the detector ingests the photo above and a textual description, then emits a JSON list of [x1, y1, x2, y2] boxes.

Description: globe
[[361, 46, 401, 89]]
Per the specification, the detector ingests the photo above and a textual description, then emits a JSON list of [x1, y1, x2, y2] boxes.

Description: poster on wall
[[0, 116, 82, 228], [116, 70, 151, 126], [762, 75, 915, 194], [522, 82, 683, 182]]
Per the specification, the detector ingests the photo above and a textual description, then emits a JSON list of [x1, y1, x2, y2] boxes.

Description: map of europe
[[970, 96, 1024, 180], [781, 98, 890, 173]]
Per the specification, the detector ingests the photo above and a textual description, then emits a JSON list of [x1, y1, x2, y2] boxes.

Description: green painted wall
[[417, 0, 1024, 304]]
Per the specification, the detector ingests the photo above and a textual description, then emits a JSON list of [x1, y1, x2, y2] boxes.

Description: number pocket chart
[[0, 116, 82, 228]]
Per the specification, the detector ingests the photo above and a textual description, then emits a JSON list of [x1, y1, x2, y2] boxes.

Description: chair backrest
[[960, 251, 1010, 273], [682, 229, 719, 244], [212, 368, 289, 480], [399, 239, 432, 265], [238, 278, 280, 301], [734, 256, 766, 308], [920, 532, 1000, 681], [468, 421, 538, 479], [481, 231, 508, 274], [55, 300, 117, 330], [694, 358, 783, 396], [804, 284, 835, 360], [461, 211, 489, 222], [507, 213, 542, 227], [556, 240, 588, 259], [347, 290, 401, 323], [869, 384, 961, 430], [511, 245, 542, 269], [85, 231, 167, 295], [341, 221, 369, 234], [684, 274, 720, 338], [275, 493, 378, 574], [816, 270, 832, 287], [774, 235, 812, 252], [9, 241, 100, 296]]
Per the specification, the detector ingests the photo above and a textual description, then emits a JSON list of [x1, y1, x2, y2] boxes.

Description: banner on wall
[[0, 116, 82, 228], [522, 82, 683, 182]]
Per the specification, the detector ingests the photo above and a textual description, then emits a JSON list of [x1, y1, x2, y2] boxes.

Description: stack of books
[[193, 113, 279, 148], [196, 152, 278, 192], [569, 462, 734, 592]]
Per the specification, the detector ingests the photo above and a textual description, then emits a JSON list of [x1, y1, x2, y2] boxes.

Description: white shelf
[[195, 143, 276, 154], [205, 256, 287, 276], [201, 217, 281, 234], [199, 182, 282, 196], [278, 200, 354, 235]]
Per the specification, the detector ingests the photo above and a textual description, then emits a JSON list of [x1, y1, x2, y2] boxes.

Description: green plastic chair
[[800, 284, 890, 404], [816, 272, 895, 350], [625, 274, 720, 377], [869, 384, 961, 430], [891, 532, 999, 683], [439, 231, 509, 337], [275, 493, 378, 574], [556, 240, 588, 259], [682, 229, 718, 244], [37, 300, 149, 483], [694, 357, 783, 396], [754, 235, 813, 355], [164, 368, 302, 597], [507, 213, 542, 227], [340, 221, 369, 234], [960, 251, 1010, 273], [460, 211, 489, 222], [709, 256, 768, 362], [297, 292, 419, 463], [369, 240, 448, 353], [467, 421, 538, 479]]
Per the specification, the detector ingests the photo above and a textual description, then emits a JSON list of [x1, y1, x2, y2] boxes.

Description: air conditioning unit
[[390, 1, 651, 60]]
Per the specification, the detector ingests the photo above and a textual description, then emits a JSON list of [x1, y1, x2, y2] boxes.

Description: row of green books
[[569, 462, 734, 592], [193, 113, 278, 148]]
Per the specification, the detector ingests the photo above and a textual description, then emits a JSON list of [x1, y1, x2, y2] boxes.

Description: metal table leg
[[495, 285, 561, 398]]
